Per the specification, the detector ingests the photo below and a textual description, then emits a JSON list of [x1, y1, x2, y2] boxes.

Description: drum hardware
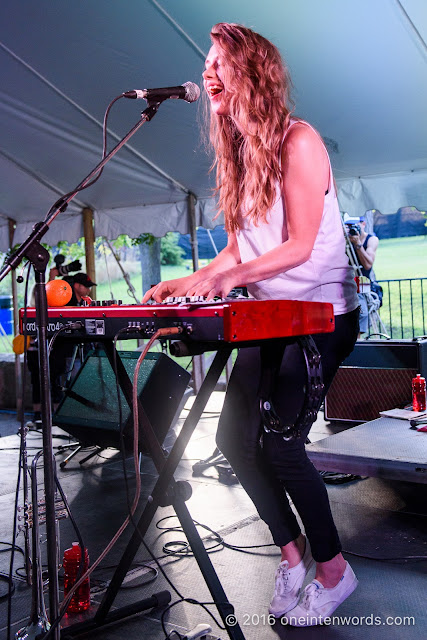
[[16, 451, 67, 640], [18, 422, 33, 587], [260, 336, 324, 441]]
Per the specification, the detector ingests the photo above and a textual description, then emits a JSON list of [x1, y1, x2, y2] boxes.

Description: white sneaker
[[286, 561, 358, 626], [269, 537, 314, 617]]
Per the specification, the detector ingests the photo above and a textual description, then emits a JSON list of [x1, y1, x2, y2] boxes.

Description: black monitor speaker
[[325, 339, 427, 423], [54, 350, 191, 451]]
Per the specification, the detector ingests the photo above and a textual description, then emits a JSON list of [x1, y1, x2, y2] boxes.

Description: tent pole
[[188, 193, 199, 272], [8, 218, 23, 420], [82, 207, 97, 300], [187, 193, 205, 390]]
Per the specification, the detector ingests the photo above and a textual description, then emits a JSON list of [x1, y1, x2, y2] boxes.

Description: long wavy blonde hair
[[207, 23, 294, 233]]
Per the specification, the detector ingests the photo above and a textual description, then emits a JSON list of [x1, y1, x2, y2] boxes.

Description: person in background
[[48, 254, 81, 283], [23, 263, 95, 424], [143, 23, 360, 625], [61, 272, 97, 305], [345, 216, 379, 335], [48, 271, 96, 406]]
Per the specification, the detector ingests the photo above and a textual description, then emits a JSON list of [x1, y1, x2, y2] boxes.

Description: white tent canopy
[[0, 0, 426, 252]]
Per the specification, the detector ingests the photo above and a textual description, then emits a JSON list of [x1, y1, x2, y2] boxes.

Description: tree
[[160, 233, 185, 266], [137, 235, 161, 297]]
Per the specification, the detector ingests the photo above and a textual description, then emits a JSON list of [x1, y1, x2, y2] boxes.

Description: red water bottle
[[63, 543, 90, 612], [412, 374, 426, 412]]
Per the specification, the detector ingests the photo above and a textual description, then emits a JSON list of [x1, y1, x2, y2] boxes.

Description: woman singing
[[143, 23, 360, 625]]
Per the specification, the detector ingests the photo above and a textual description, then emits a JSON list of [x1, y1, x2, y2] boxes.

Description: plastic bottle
[[412, 374, 426, 412], [63, 543, 90, 612]]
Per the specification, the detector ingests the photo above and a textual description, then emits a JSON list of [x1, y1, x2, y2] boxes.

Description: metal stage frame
[[307, 415, 427, 484]]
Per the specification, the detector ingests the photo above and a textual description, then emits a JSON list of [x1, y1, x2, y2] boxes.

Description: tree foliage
[[160, 233, 185, 265], [132, 232, 185, 265]]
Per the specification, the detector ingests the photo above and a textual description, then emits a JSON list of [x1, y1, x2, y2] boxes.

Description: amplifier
[[324, 339, 427, 423], [54, 350, 191, 451]]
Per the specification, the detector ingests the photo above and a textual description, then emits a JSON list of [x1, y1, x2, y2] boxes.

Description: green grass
[[367, 236, 427, 338], [95, 262, 196, 303], [352, 235, 427, 338], [92, 236, 427, 303], [373, 280, 426, 339], [94, 239, 427, 340], [374, 235, 427, 280], [2, 237, 426, 351]]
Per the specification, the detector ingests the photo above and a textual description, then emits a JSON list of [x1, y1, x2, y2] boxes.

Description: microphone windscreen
[[183, 81, 200, 103]]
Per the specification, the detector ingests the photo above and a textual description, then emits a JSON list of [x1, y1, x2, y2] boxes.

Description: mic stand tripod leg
[[34, 268, 61, 639], [16, 451, 51, 639]]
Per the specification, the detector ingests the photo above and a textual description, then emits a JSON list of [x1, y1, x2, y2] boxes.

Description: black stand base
[[61, 591, 171, 638], [192, 447, 238, 485], [58, 444, 103, 468]]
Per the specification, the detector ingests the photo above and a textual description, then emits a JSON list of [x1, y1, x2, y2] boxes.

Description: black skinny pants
[[216, 307, 360, 563]]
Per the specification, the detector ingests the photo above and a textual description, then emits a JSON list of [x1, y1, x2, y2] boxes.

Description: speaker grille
[[54, 350, 190, 450], [325, 367, 416, 422]]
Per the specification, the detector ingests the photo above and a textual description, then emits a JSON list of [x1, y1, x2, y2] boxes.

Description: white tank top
[[236, 120, 358, 315]]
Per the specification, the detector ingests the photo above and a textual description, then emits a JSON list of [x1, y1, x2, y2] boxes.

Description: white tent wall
[[94, 196, 222, 246], [0, 0, 426, 252], [2, 197, 221, 251], [337, 169, 427, 218]]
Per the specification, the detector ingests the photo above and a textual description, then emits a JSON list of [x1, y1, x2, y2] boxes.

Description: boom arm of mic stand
[[0, 101, 162, 639], [0, 100, 162, 283]]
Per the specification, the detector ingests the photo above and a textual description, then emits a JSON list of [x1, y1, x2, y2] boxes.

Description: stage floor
[[307, 416, 427, 483], [0, 396, 426, 640]]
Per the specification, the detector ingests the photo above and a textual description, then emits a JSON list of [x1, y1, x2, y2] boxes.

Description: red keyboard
[[19, 298, 334, 344]]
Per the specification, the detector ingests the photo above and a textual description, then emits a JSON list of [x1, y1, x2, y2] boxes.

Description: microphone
[[123, 81, 200, 103]]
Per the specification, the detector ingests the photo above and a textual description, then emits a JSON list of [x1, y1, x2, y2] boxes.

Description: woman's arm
[[190, 123, 329, 298], [142, 232, 241, 302]]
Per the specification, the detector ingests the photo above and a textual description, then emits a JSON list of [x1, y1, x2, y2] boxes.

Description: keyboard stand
[[62, 343, 245, 640]]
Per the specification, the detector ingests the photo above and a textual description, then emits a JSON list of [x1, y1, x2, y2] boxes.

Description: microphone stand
[[0, 101, 163, 639]]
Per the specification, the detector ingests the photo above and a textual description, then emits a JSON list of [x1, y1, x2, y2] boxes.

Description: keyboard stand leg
[[63, 347, 245, 640], [173, 495, 245, 640]]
